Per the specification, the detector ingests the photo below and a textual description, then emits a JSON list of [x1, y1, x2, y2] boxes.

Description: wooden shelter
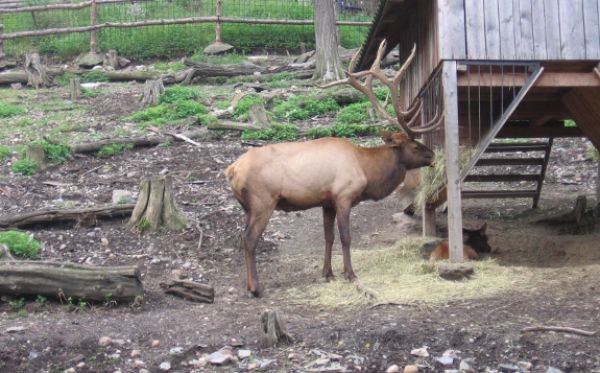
[[355, 0, 600, 261]]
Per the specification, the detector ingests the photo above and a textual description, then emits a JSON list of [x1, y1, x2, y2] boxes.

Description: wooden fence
[[0, 0, 372, 60]]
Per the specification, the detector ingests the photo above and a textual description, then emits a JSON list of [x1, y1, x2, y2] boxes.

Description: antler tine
[[406, 112, 445, 134], [392, 43, 417, 86], [316, 78, 351, 89]]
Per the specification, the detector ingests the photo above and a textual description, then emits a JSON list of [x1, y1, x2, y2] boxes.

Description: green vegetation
[[198, 113, 219, 126], [233, 95, 265, 120], [9, 297, 25, 312], [586, 144, 599, 162], [0, 102, 25, 118], [0, 230, 42, 259], [152, 62, 186, 73], [0, 145, 11, 161], [53, 72, 78, 86], [564, 119, 577, 128], [35, 141, 71, 164], [97, 143, 133, 158], [160, 86, 203, 104], [81, 89, 106, 98], [137, 218, 152, 232], [241, 124, 298, 141], [188, 52, 246, 65], [305, 123, 379, 139], [12, 159, 38, 175], [272, 96, 339, 121], [81, 71, 109, 83], [35, 295, 48, 305], [335, 101, 372, 125]]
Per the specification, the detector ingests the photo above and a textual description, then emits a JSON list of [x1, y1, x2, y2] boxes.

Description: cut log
[[103, 49, 120, 70], [0, 204, 135, 229], [69, 77, 82, 100], [0, 71, 28, 85], [0, 259, 143, 303], [127, 175, 187, 231], [140, 78, 165, 108], [25, 144, 47, 171], [160, 279, 214, 303], [259, 310, 293, 348], [24, 52, 51, 88], [248, 103, 270, 128]]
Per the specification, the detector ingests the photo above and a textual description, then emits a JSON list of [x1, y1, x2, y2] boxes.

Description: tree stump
[[259, 310, 293, 348], [103, 49, 119, 70], [248, 103, 270, 129], [69, 77, 82, 100], [24, 52, 51, 89], [25, 144, 47, 171], [127, 175, 187, 231], [140, 78, 165, 108]]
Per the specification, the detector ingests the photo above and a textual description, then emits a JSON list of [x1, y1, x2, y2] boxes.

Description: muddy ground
[[0, 80, 599, 373]]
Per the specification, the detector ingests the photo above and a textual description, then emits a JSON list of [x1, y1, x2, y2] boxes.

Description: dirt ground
[[1, 83, 600, 373]]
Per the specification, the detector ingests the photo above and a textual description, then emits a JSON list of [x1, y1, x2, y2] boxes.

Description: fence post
[[90, 0, 98, 54], [215, 0, 222, 43]]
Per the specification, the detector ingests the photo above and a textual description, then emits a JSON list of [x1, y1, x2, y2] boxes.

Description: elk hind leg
[[242, 202, 275, 297], [322, 206, 336, 281]]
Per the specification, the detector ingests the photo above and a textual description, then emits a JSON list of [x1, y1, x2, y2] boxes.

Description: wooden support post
[[422, 132, 436, 237], [597, 159, 600, 203], [215, 0, 222, 43], [90, 0, 97, 54], [442, 61, 464, 262], [0, 21, 4, 61]]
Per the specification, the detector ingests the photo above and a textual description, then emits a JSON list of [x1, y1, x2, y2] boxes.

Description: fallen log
[[0, 256, 143, 303], [0, 204, 135, 229], [160, 279, 214, 303]]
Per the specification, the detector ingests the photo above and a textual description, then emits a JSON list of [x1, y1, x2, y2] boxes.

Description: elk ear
[[380, 130, 394, 144], [479, 222, 487, 234]]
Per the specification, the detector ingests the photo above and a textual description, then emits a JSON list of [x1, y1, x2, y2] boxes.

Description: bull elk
[[226, 39, 444, 296]]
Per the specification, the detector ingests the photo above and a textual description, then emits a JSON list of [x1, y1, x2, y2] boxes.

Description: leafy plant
[[53, 72, 78, 86], [137, 217, 151, 232], [173, 101, 208, 117], [9, 297, 25, 311], [0, 230, 42, 259], [233, 95, 264, 120], [130, 101, 208, 125], [97, 143, 133, 158], [160, 86, 203, 104], [34, 141, 71, 164], [564, 119, 577, 128], [272, 96, 339, 121], [0, 145, 11, 161], [35, 295, 48, 305], [198, 113, 219, 126], [241, 124, 298, 141], [586, 144, 599, 162], [12, 159, 38, 175], [0, 102, 25, 118]]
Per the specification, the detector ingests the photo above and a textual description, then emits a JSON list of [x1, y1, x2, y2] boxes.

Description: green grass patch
[[241, 124, 298, 141], [586, 144, 599, 162], [160, 86, 203, 104], [97, 143, 134, 158], [188, 52, 246, 65], [0, 102, 25, 118], [53, 71, 78, 86], [198, 113, 219, 126], [33, 141, 71, 164], [151, 62, 186, 73], [272, 96, 339, 121], [12, 159, 38, 175], [130, 101, 208, 126], [0, 230, 41, 259], [335, 101, 372, 125], [305, 123, 380, 139], [233, 95, 264, 120], [0, 145, 11, 161], [81, 71, 109, 83]]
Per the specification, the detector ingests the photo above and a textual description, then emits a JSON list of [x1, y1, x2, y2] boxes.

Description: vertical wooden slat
[[517, 0, 535, 59], [544, 0, 561, 59], [531, 0, 548, 59], [583, 0, 600, 58], [465, 0, 486, 59], [559, 0, 586, 59], [442, 61, 464, 262], [484, 0, 501, 59], [90, 0, 97, 54], [215, 0, 223, 43], [438, 0, 467, 59], [499, 0, 516, 59]]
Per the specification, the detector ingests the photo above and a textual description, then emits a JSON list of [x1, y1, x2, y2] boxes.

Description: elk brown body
[[226, 132, 434, 296]]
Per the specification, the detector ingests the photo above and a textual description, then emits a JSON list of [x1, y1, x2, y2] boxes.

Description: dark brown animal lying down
[[226, 131, 434, 296], [429, 223, 492, 261]]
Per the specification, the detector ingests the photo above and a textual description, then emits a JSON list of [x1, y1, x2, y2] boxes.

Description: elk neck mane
[[357, 144, 407, 201]]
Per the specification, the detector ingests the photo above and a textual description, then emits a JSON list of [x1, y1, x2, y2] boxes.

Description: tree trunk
[[127, 175, 187, 231], [24, 52, 51, 88], [0, 247, 143, 303], [312, 0, 344, 82], [140, 78, 165, 108]]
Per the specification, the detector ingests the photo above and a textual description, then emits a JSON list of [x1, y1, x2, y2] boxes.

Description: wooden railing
[[0, 0, 372, 60]]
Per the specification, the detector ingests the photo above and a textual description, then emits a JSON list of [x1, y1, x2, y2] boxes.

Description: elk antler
[[319, 39, 444, 137]]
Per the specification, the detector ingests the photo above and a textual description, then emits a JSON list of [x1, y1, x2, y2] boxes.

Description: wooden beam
[[458, 72, 600, 88], [562, 88, 600, 149], [442, 61, 464, 263], [497, 126, 584, 138]]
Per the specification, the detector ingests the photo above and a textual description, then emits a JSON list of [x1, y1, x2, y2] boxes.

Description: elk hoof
[[322, 268, 335, 281], [343, 271, 357, 282], [247, 284, 263, 298]]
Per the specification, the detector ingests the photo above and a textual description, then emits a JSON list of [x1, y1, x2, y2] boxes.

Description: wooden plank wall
[[441, 0, 600, 61]]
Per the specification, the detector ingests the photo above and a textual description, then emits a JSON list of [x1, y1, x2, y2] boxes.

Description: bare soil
[[1, 83, 599, 373]]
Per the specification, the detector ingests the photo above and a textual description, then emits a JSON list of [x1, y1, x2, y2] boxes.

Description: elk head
[[319, 39, 444, 139], [381, 130, 434, 169]]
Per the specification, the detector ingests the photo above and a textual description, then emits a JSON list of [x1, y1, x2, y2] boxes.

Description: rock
[[208, 348, 234, 365], [112, 339, 125, 346], [498, 363, 520, 372], [517, 361, 532, 371], [76, 362, 85, 368], [100, 237, 109, 246], [151, 340, 160, 347], [169, 347, 184, 355], [459, 358, 475, 372], [6, 326, 26, 333], [139, 369, 149, 373], [203, 42, 234, 55], [410, 347, 429, 357], [118, 56, 131, 68], [98, 336, 112, 346], [159, 361, 171, 371], [133, 359, 146, 368], [386, 364, 400, 373], [437, 262, 474, 280], [545, 368, 564, 373], [28, 351, 39, 360], [63, 369, 75, 373], [112, 189, 136, 204], [189, 358, 207, 368], [131, 349, 142, 358], [436, 356, 454, 366], [77, 52, 104, 68], [238, 349, 252, 359], [404, 365, 419, 373]]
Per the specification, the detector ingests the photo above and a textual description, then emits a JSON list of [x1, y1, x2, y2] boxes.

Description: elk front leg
[[242, 207, 274, 297], [336, 203, 356, 281], [322, 206, 336, 281]]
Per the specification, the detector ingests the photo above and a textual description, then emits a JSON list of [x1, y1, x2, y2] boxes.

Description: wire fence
[[0, 0, 380, 61]]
